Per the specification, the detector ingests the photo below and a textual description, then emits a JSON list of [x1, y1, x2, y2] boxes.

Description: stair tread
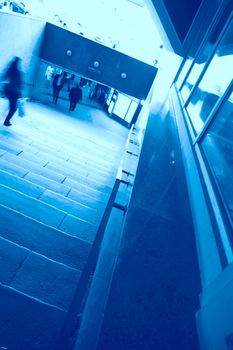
[[0, 204, 91, 270], [41, 189, 102, 225], [21, 147, 115, 181], [4, 122, 120, 167], [0, 282, 66, 350], [1, 151, 112, 193], [0, 156, 28, 178], [0, 168, 45, 199], [0, 236, 81, 310], [10, 250, 81, 310], [0, 156, 107, 202], [23, 148, 116, 188], [16, 121, 121, 160], [0, 184, 98, 240], [0, 135, 117, 176], [0, 168, 103, 224]]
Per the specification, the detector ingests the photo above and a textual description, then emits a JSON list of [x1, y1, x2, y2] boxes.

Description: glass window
[[180, 32, 216, 101], [125, 100, 138, 123], [180, 57, 206, 103], [181, 6, 233, 104], [186, 19, 233, 134], [201, 90, 233, 226], [113, 93, 131, 119], [176, 57, 193, 90]]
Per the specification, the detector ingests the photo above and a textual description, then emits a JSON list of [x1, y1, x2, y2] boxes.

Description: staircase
[[0, 99, 127, 350]]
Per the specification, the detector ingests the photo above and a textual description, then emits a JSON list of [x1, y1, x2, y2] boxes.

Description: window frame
[[177, 4, 233, 108], [174, 8, 233, 264]]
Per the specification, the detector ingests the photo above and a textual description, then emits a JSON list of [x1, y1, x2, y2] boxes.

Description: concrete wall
[[0, 11, 46, 95], [97, 101, 201, 350], [196, 261, 233, 350]]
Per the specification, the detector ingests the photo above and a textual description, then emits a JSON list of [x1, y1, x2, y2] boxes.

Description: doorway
[[31, 59, 141, 127]]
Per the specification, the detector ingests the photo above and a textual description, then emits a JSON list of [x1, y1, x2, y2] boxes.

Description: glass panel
[[186, 19, 233, 134], [181, 30, 219, 102], [180, 58, 206, 102], [113, 93, 131, 119], [176, 57, 193, 90], [201, 91, 233, 225], [125, 100, 138, 123]]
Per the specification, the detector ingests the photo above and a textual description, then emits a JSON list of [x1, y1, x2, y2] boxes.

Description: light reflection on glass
[[186, 19, 233, 134], [201, 91, 233, 224], [125, 100, 138, 122], [181, 40, 215, 102], [113, 93, 139, 121], [176, 57, 193, 90]]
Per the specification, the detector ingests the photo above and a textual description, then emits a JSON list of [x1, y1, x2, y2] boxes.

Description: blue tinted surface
[[201, 90, 233, 226], [186, 19, 233, 134]]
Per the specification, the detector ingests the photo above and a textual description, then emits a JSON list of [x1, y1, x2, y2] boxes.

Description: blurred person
[[68, 84, 82, 111], [45, 65, 54, 89], [66, 73, 75, 92], [52, 70, 67, 104], [1, 56, 23, 126]]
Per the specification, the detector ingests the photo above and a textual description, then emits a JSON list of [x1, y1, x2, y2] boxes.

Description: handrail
[[55, 123, 140, 350]]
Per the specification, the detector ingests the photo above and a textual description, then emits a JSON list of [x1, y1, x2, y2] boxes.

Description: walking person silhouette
[[52, 71, 67, 104], [68, 84, 83, 111], [1, 56, 23, 126]]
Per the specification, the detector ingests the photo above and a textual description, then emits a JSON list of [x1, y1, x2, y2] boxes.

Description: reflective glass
[[201, 90, 233, 224], [186, 19, 233, 134], [125, 100, 138, 122], [181, 5, 232, 103], [180, 59, 206, 102], [176, 57, 193, 90], [113, 93, 131, 119]]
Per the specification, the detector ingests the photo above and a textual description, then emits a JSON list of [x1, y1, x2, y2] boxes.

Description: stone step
[[0, 139, 21, 156], [0, 184, 97, 242], [0, 155, 109, 202], [20, 116, 121, 157], [0, 236, 81, 310], [66, 186, 107, 210], [0, 168, 45, 199], [0, 169, 102, 225], [0, 155, 29, 177], [30, 137, 118, 174], [12, 121, 120, 167], [0, 157, 105, 202], [63, 150, 117, 176], [0, 204, 91, 270], [25, 170, 109, 203], [0, 282, 66, 350], [1, 151, 112, 194], [18, 149, 115, 187], [19, 146, 115, 186], [40, 189, 102, 225], [0, 134, 117, 177]]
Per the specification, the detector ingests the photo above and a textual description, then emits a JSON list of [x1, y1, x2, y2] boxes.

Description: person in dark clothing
[[52, 71, 67, 104], [2, 56, 23, 126], [69, 84, 83, 111]]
